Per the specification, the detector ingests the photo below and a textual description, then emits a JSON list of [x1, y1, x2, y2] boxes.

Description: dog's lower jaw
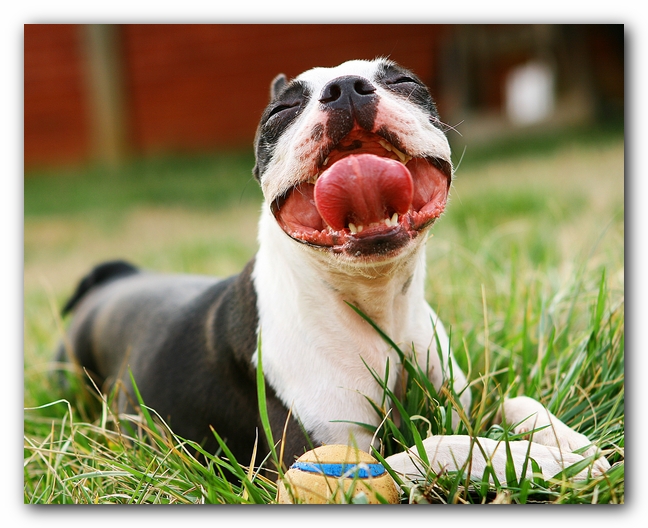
[[253, 208, 469, 450]]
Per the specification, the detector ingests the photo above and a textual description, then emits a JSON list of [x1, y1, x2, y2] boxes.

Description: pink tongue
[[314, 154, 413, 231]]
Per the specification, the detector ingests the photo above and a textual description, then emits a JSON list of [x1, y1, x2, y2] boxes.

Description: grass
[[24, 150, 262, 218], [23, 127, 624, 504]]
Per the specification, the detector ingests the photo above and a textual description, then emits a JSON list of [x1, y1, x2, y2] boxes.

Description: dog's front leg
[[495, 396, 610, 474], [383, 397, 610, 487], [384, 433, 608, 488]]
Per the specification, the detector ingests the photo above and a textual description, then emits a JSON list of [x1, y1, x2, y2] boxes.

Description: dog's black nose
[[318, 76, 378, 137], [319, 76, 377, 109]]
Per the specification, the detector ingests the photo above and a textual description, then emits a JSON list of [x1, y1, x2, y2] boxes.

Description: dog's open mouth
[[271, 129, 451, 256]]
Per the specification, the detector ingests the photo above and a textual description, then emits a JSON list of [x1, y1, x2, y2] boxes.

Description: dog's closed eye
[[267, 102, 301, 120]]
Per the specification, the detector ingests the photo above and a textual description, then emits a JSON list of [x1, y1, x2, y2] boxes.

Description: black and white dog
[[57, 58, 608, 485]]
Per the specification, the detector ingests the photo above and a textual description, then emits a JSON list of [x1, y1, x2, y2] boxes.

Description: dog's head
[[253, 58, 452, 263]]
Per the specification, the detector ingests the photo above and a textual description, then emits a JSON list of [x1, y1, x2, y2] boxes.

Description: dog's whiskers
[[433, 116, 464, 138]]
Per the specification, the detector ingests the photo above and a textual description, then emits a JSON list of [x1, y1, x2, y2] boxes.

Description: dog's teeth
[[378, 139, 412, 164], [323, 156, 330, 166], [392, 146, 408, 163], [378, 139, 392, 152], [381, 214, 399, 227], [348, 223, 358, 234], [357, 225, 363, 233]]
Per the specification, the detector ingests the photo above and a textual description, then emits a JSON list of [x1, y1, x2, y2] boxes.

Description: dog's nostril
[[320, 84, 342, 104], [319, 76, 376, 105], [353, 79, 375, 96]]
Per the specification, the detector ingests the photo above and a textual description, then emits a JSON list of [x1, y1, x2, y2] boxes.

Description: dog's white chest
[[251, 212, 457, 450]]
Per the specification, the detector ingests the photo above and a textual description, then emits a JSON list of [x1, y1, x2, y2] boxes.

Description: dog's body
[[57, 59, 608, 484]]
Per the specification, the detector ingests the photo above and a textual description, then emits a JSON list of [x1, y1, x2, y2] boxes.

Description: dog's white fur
[[254, 209, 468, 449], [253, 59, 608, 484]]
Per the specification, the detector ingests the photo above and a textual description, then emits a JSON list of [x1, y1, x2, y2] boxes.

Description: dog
[[56, 58, 609, 487]]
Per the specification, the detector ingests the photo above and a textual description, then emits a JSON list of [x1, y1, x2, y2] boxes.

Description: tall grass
[[24, 129, 624, 504]]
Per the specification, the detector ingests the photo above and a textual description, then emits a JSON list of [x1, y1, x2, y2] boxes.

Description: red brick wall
[[24, 24, 92, 168], [120, 24, 447, 155], [24, 24, 447, 168]]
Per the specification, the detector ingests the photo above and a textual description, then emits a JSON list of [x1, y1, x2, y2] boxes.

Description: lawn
[[23, 127, 624, 504]]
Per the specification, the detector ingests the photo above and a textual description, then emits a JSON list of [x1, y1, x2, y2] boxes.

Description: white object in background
[[505, 61, 555, 125]]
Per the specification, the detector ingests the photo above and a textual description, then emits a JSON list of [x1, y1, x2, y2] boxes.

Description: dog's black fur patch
[[376, 62, 442, 125], [253, 80, 312, 181], [59, 259, 309, 466]]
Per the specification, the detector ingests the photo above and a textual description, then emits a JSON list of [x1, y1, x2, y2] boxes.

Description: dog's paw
[[497, 396, 610, 474], [385, 435, 606, 487]]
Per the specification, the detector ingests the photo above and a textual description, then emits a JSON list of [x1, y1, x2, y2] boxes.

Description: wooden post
[[81, 24, 127, 166]]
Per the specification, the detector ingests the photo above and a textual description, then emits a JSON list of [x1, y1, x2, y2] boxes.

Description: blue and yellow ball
[[276, 444, 400, 504]]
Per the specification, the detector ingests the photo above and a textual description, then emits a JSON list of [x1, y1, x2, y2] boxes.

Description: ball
[[276, 444, 400, 504]]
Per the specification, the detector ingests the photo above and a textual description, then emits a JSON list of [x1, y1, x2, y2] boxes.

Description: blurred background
[[25, 24, 623, 169], [24, 24, 624, 381]]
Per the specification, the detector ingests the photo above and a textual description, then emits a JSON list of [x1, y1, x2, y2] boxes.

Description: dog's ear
[[270, 73, 288, 100]]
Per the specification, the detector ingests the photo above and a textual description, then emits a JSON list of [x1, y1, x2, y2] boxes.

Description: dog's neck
[[254, 208, 429, 339]]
